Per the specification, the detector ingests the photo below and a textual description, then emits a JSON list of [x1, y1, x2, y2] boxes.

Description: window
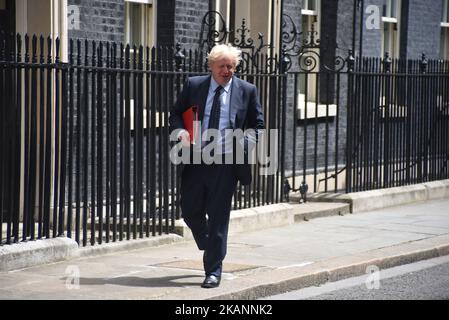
[[211, 0, 231, 32], [125, 1, 157, 130], [302, 0, 318, 14], [442, 0, 449, 23], [383, 0, 398, 19], [381, 0, 400, 58], [210, 0, 280, 57], [440, 29, 449, 60], [298, 0, 321, 110], [301, 0, 320, 41], [296, 0, 336, 121], [125, 0, 156, 48], [300, 0, 320, 48], [442, 0, 449, 59]]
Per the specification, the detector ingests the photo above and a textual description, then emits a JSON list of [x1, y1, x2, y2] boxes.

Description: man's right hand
[[178, 130, 191, 147]]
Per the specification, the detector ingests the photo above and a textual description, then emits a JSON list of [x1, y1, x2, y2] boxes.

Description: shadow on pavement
[[61, 274, 204, 288]]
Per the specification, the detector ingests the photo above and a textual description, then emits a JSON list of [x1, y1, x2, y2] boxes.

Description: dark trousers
[[180, 164, 237, 277]]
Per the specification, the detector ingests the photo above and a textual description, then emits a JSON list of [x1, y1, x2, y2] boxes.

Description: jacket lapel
[[198, 75, 211, 122], [229, 76, 243, 129]]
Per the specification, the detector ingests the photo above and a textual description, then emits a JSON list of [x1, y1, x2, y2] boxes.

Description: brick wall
[[158, 0, 209, 49], [335, 0, 355, 57], [400, 0, 441, 60], [362, 0, 383, 58], [333, 0, 383, 58], [68, 0, 125, 43], [174, 0, 209, 49], [156, 1, 175, 47]]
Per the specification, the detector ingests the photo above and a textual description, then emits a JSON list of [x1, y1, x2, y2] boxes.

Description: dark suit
[[169, 75, 264, 277]]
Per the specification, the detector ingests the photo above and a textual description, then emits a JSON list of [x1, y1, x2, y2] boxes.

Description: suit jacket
[[169, 75, 265, 185]]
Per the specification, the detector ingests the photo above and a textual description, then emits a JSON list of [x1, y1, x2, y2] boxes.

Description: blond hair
[[207, 44, 242, 67]]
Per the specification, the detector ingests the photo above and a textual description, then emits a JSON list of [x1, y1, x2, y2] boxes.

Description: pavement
[[1, 181, 449, 300]]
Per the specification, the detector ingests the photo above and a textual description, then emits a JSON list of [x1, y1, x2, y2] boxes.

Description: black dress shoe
[[201, 275, 221, 288]]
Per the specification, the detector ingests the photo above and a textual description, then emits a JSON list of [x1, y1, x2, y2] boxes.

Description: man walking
[[169, 44, 264, 288]]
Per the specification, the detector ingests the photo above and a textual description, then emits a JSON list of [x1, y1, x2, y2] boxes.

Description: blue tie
[[208, 86, 223, 130]]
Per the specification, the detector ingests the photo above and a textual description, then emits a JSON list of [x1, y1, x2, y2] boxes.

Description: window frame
[[210, 0, 281, 57], [302, 0, 319, 14], [124, 0, 156, 49], [381, 0, 401, 59], [124, 0, 157, 132], [297, 0, 326, 116], [441, 0, 449, 59], [442, 0, 449, 23], [383, 0, 398, 19], [301, 0, 321, 39], [441, 26, 449, 60]]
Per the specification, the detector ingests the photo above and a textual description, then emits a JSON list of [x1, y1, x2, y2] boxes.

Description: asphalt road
[[262, 255, 449, 300]]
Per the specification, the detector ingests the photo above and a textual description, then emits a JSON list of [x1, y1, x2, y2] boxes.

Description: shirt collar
[[210, 76, 232, 93]]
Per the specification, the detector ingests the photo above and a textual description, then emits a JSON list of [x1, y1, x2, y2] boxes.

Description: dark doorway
[[0, 0, 15, 34]]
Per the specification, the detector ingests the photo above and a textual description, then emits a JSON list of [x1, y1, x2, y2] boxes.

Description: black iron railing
[[0, 33, 287, 246], [1, 30, 449, 247], [285, 52, 449, 196], [1, 33, 69, 244], [345, 55, 449, 192]]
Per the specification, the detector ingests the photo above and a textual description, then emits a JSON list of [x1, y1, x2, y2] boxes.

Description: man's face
[[209, 56, 236, 86]]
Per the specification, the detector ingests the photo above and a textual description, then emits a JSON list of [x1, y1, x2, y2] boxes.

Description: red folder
[[182, 105, 198, 144]]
